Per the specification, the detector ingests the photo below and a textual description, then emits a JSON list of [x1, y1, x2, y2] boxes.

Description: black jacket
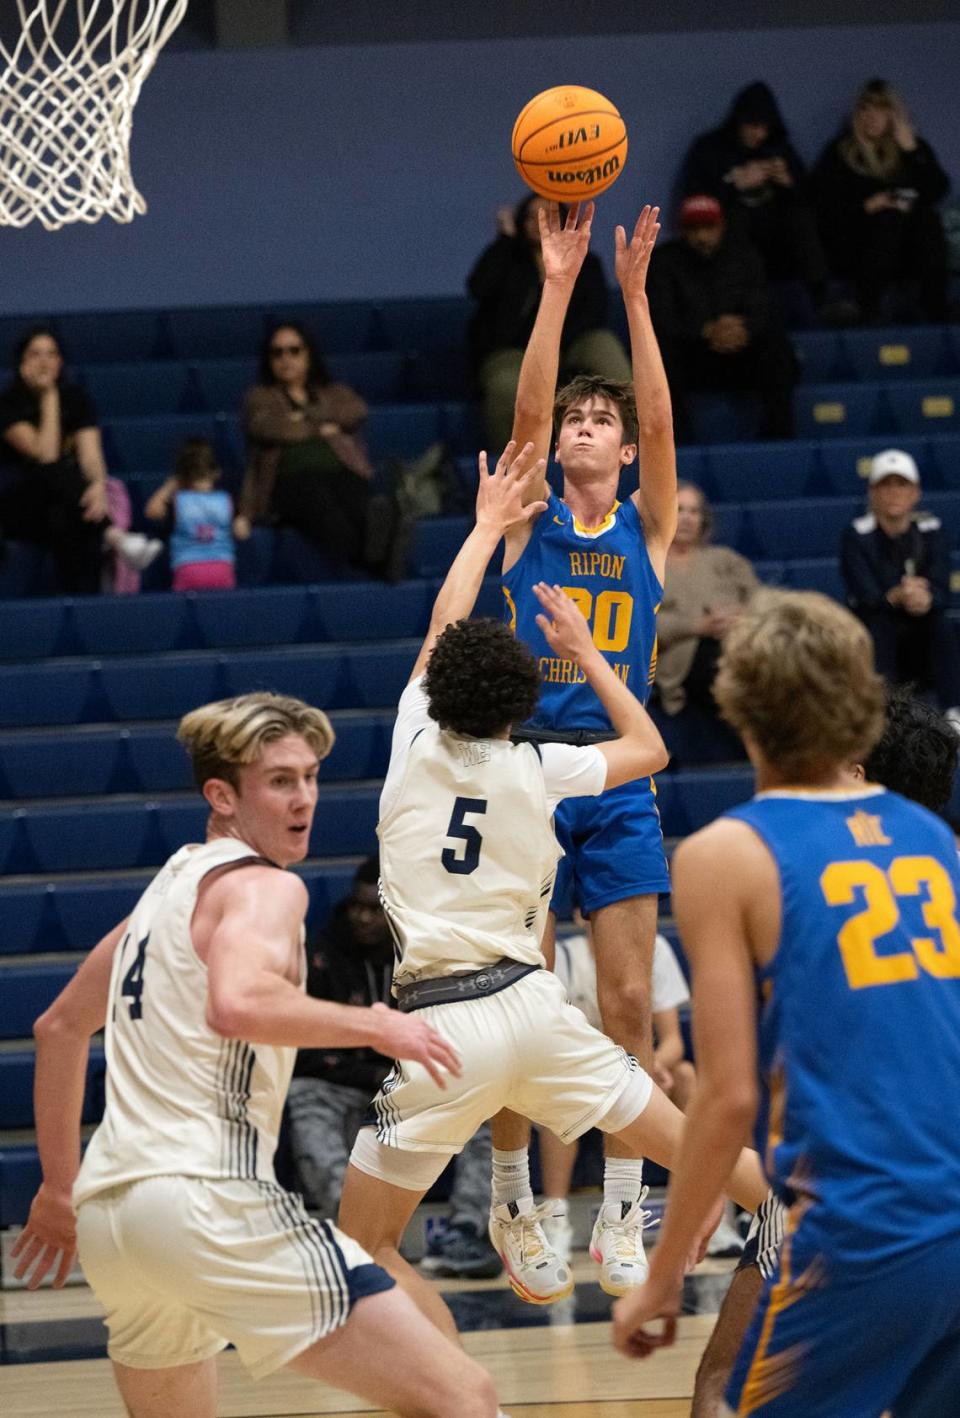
[[648, 233, 770, 345], [466, 234, 609, 372], [293, 904, 395, 1094], [841, 509, 950, 615], [812, 136, 949, 266], [682, 82, 807, 210]]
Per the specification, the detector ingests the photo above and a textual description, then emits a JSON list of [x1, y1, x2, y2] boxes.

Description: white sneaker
[[945, 707, 960, 737], [706, 1212, 745, 1259], [115, 532, 164, 572], [539, 1197, 573, 1263], [589, 1189, 657, 1297], [489, 1197, 574, 1305]]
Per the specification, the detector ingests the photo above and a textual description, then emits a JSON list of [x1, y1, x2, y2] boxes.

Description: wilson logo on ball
[[512, 85, 627, 201]]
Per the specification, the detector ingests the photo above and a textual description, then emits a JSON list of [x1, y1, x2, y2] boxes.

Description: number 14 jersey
[[378, 680, 606, 986], [74, 839, 297, 1207]]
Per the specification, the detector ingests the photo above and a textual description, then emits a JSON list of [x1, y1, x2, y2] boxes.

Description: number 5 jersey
[[74, 839, 296, 1205], [378, 679, 607, 987]]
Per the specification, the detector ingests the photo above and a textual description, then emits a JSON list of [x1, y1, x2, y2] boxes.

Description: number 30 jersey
[[727, 786, 960, 1264], [502, 491, 662, 730], [378, 680, 606, 986], [74, 839, 297, 1207]]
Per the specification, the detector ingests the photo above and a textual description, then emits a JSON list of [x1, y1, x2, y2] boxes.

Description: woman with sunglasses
[[239, 321, 408, 579]]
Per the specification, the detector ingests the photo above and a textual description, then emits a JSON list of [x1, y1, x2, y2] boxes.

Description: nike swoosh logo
[[553, 516, 564, 525]]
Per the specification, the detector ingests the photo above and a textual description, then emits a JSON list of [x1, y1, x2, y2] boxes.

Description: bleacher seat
[[816, 435, 930, 497], [794, 383, 882, 439], [411, 517, 470, 578], [841, 327, 952, 382], [103, 413, 224, 473], [297, 301, 378, 355], [81, 361, 199, 418], [0, 964, 74, 1038], [44, 309, 169, 364], [884, 380, 960, 436], [792, 330, 845, 384], [742, 497, 861, 561], [0, 1047, 104, 1128], [364, 403, 443, 460], [374, 297, 471, 356], [703, 441, 818, 503], [781, 558, 846, 601]]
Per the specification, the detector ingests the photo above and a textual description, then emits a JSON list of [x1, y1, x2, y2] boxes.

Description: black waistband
[[394, 959, 541, 1012], [510, 726, 615, 747]]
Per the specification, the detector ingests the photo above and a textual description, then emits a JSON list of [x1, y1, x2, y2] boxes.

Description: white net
[[0, 0, 187, 231]]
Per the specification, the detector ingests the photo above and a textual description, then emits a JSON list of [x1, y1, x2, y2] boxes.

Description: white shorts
[[75, 1174, 394, 1378], [358, 969, 652, 1168]]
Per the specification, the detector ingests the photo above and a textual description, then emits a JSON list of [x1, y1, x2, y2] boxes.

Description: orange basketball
[[512, 86, 627, 201]]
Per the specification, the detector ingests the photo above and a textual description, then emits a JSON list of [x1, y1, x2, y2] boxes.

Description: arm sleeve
[[65, 385, 98, 433], [379, 677, 433, 819], [313, 382, 368, 432], [540, 743, 607, 813], [243, 387, 312, 445], [901, 140, 950, 206], [922, 526, 950, 609]]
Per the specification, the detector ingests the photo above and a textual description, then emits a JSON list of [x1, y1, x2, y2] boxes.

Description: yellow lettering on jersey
[[821, 861, 917, 988], [820, 855, 960, 988], [889, 856, 960, 978], [502, 586, 517, 634], [569, 551, 584, 577], [845, 810, 892, 847], [566, 551, 625, 581], [538, 656, 587, 685]]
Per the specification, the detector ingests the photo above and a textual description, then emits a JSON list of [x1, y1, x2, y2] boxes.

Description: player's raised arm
[[406, 440, 547, 682], [12, 916, 129, 1289], [511, 201, 595, 501], [616, 207, 677, 569], [533, 581, 669, 785], [612, 820, 763, 1359]]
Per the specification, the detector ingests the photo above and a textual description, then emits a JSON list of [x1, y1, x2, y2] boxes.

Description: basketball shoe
[[489, 1197, 574, 1304], [589, 1188, 657, 1297], [539, 1197, 573, 1263]]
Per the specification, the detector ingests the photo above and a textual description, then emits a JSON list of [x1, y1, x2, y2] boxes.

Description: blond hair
[[713, 590, 885, 779], [840, 79, 902, 180], [177, 692, 335, 790]]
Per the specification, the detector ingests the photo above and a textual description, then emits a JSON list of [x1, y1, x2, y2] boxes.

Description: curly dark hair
[[424, 619, 541, 738], [863, 686, 958, 814]]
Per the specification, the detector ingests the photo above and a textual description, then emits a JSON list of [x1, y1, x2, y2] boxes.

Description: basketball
[[512, 86, 628, 201]]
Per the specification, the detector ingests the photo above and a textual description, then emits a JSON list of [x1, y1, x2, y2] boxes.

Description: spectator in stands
[[648, 197, 796, 442], [287, 858, 499, 1276], [0, 327, 161, 594], [812, 78, 950, 323], [655, 482, 758, 721], [466, 195, 630, 450], [145, 437, 247, 591], [240, 321, 409, 580], [841, 449, 960, 723], [681, 81, 827, 309]]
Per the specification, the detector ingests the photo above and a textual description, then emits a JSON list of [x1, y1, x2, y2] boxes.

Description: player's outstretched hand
[[611, 1271, 682, 1360], [369, 1001, 463, 1090], [10, 1184, 77, 1290], [615, 205, 661, 301], [476, 441, 548, 533], [534, 581, 595, 662], [539, 200, 595, 287]]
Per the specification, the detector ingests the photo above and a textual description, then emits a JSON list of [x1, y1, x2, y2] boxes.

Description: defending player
[[12, 694, 500, 1418], [689, 684, 960, 1417], [491, 201, 677, 1299], [614, 591, 960, 1418], [336, 441, 766, 1338]]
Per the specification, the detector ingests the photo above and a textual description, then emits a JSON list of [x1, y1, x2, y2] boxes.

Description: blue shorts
[[726, 1228, 960, 1417], [552, 777, 670, 916]]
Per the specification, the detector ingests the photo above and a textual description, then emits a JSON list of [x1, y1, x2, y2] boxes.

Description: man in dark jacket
[[648, 195, 796, 441], [841, 449, 960, 719], [467, 193, 630, 449], [682, 81, 827, 300]]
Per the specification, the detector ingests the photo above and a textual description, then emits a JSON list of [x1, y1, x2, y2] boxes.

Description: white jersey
[[75, 839, 301, 1207], [379, 680, 606, 986], [555, 931, 690, 1032]]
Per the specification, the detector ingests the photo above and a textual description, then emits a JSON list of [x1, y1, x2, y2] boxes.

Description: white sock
[[492, 1147, 531, 1208], [603, 1158, 645, 1211]]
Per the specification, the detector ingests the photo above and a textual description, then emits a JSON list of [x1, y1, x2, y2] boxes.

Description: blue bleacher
[[81, 361, 200, 418], [794, 383, 882, 439], [0, 1047, 104, 1127]]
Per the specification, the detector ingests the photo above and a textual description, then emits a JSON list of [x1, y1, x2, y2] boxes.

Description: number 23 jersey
[[378, 679, 607, 986]]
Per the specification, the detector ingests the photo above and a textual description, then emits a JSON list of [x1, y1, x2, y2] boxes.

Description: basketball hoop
[[0, 1, 187, 231]]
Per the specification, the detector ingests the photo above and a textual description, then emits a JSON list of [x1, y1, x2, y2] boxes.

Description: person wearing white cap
[[840, 448, 960, 724]]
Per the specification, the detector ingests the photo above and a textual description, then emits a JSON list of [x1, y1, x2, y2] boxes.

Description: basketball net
[[0, 0, 187, 231]]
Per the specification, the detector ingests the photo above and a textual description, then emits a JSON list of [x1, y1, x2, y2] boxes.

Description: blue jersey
[[502, 491, 662, 731], [171, 489, 235, 571], [728, 786, 960, 1266]]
